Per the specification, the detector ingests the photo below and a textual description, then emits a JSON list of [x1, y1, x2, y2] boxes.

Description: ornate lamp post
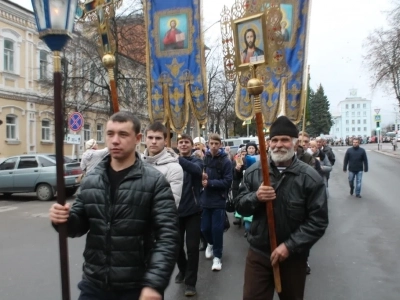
[[31, 1, 78, 299]]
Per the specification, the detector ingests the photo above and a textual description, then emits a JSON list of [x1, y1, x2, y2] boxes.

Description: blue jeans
[[348, 171, 363, 196], [244, 221, 251, 233], [201, 208, 225, 259]]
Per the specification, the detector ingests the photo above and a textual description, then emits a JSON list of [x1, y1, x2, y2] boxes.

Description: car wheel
[[3, 193, 12, 198], [66, 188, 77, 197], [36, 184, 54, 201]]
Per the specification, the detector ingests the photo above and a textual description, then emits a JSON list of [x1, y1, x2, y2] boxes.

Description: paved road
[[0, 147, 399, 300]]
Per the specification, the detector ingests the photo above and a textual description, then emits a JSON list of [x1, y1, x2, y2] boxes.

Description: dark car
[[0, 154, 82, 201]]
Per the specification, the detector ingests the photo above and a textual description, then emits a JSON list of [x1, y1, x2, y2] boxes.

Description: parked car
[[0, 154, 82, 201]]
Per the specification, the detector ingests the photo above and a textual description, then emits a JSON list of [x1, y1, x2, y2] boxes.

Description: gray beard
[[270, 147, 295, 163]]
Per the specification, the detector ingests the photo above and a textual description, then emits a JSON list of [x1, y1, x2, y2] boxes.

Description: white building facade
[[330, 90, 373, 139]]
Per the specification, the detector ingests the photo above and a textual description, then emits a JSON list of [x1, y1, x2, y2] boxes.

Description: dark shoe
[[175, 272, 185, 284], [233, 219, 241, 225], [244, 232, 248, 238], [356, 195, 362, 198], [306, 262, 311, 275], [185, 285, 197, 297], [350, 186, 354, 195]]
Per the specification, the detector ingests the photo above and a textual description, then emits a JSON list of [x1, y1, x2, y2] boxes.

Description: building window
[[42, 120, 51, 141], [346, 128, 349, 132], [352, 127, 355, 132], [364, 127, 367, 131], [352, 120, 355, 124], [357, 104, 360, 108], [351, 104, 354, 109], [357, 120, 361, 124], [352, 112, 355, 116], [6, 115, 17, 139], [357, 112, 360, 116], [363, 104, 366, 108], [39, 50, 48, 80], [357, 127, 361, 131], [337, 128, 339, 131], [345, 104, 348, 109], [84, 124, 91, 141], [89, 63, 95, 92], [4, 39, 14, 72], [96, 124, 104, 142], [364, 119, 367, 124], [346, 120, 349, 124]]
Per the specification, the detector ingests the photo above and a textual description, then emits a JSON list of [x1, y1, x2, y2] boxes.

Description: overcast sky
[[13, 0, 399, 124]]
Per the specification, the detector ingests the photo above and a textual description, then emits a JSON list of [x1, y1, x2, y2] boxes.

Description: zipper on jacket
[[192, 187, 198, 205]]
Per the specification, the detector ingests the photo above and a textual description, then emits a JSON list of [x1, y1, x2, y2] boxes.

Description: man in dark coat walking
[[236, 116, 328, 300], [343, 138, 368, 198], [49, 111, 179, 300], [175, 134, 203, 297]]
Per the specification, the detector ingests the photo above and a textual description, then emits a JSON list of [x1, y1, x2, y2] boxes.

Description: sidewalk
[[373, 147, 400, 158]]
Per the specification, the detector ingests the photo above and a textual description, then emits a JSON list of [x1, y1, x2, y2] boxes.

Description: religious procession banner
[[221, 0, 310, 127], [144, 0, 207, 133]]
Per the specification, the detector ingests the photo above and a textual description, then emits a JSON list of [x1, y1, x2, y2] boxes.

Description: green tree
[[307, 84, 332, 137]]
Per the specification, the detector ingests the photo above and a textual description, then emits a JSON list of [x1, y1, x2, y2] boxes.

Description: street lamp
[[31, 1, 78, 299]]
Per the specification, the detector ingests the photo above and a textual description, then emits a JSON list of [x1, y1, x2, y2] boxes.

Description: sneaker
[[306, 262, 311, 275], [356, 195, 362, 198], [175, 272, 185, 284], [205, 244, 213, 259], [212, 257, 222, 271], [185, 285, 197, 297]]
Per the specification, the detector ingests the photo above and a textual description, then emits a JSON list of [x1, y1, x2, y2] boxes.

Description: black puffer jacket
[[62, 155, 179, 293], [236, 157, 328, 258]]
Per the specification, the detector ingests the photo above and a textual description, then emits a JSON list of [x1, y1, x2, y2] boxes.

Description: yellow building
[[0, 0, 148, 159]]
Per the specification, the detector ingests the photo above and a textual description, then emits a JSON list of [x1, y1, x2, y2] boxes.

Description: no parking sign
[[68, 112, 84, 132]]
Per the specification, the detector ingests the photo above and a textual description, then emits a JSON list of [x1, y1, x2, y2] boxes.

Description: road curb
[[373, 150, 400, 159]]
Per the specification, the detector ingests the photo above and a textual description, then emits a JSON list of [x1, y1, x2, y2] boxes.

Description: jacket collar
[[269, 155, 301, 176], [96, 152, 144, 179]]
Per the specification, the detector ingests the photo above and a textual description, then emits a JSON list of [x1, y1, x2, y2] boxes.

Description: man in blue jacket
[[201, 133, 233, 271], [343, 138, 368, 198], [175, 134, 203, 297]]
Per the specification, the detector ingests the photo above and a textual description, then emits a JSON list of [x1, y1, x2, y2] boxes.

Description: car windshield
[[45, 155, 75, 163]]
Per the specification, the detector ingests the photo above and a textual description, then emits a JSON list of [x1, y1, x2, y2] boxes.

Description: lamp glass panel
[[67, 0, 78, 32], [49, 0, 68, 29], [32, 0, 46, 30]]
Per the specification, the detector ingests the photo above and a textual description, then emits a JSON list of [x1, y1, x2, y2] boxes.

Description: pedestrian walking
[[236, 116, 328, 300], [142, 122, 184, 208], [343, 138, 368, 198], [49, 111, 180, 300], [175, 134, 203, 297], [201, 133, 233, 271], [80, 139, 109, 175]]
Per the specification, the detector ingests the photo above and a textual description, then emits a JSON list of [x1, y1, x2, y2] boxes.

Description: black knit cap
[[269, 116, 299, 138], [246, 142, 258, 152]]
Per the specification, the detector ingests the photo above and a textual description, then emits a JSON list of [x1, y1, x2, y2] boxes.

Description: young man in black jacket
[[343, 138, 368, 198], [236, 116, 328, 300], [175, 134, 203, 297], [49, 111, 179, 300]]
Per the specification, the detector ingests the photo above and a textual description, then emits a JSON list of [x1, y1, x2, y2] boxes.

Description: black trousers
[[177, 212, 201, 287], [243, 248, 307, 300]]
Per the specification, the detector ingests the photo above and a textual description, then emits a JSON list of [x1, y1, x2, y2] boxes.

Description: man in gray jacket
[[236, 116, 328, 300], [142, 122, 183, 208], [49, 111, 179, 300]]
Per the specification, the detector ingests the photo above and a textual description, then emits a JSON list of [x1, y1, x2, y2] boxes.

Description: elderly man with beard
[[235, 116, 328, 300]]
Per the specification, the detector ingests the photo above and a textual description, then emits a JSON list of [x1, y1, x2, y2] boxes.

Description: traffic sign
[[374, 114, 381, 122], [68, 112, 84, 132], [374, 108, 380, 114], [66, 134, 81, 145]]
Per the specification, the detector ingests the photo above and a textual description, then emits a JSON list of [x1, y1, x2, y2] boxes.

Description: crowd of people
[[49, 112, 368, 300]]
